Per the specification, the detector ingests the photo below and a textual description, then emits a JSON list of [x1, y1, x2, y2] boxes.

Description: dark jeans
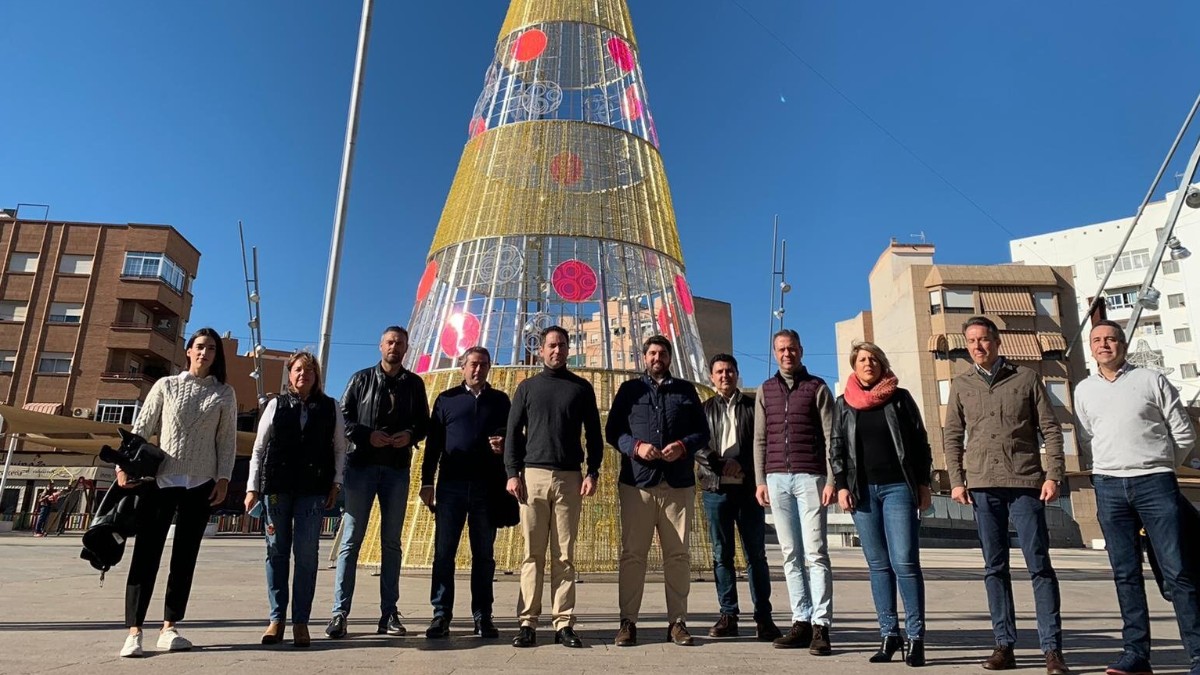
[[124, 481, 213, 628], [850, 482, 926, 640], [702, 486, 773, 621], [971, 487, 1062, 652], [1095, 472, 1200, 664], [430, 479, 497, 621], [33, 504, 51, 534]]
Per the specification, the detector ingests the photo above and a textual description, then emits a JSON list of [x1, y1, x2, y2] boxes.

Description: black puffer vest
[[760, 369, 826, 476], [262, 393, 337, 496]]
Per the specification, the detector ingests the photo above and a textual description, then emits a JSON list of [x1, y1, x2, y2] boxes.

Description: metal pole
[[1068, 90, 1200, 356], [0, 420, 16, 499], [251, 247, 265, 405], [318, 0, 375, 371], [767, 215, 778, 378], [779, 238, 787, 330], [1125, 135, 1200, 336]]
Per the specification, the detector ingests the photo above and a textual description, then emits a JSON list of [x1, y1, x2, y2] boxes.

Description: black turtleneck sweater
[[505, 366, 604, 478]]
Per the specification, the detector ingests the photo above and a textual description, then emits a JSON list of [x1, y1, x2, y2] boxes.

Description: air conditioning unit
[[72, 407, 93, 419]]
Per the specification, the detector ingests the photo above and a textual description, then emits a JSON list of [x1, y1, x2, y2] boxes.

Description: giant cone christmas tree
[[361, 0, 713, 572]]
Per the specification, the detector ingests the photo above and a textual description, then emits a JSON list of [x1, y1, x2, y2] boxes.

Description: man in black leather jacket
[[695, 353, 781, 642], [326, 326, 429, 640]]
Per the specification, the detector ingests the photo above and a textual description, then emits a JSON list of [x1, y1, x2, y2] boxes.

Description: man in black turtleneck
[[504, 326, 603, 649]]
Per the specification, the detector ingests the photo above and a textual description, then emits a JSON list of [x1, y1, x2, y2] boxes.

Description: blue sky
[[3, 1, 1199, 390]]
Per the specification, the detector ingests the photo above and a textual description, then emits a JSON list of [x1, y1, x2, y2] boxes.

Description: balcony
[[100, 371, 154, 383], [107, 322, 179, 361]]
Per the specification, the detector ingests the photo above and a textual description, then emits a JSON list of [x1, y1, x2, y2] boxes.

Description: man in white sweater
[[1075, 319, 1200, 675]]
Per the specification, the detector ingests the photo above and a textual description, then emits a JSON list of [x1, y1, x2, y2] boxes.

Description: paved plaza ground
[[0, 533, 1190, 674]]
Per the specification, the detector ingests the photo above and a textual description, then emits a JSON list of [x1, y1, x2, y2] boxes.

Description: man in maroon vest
[[754, 329, 836, 655]]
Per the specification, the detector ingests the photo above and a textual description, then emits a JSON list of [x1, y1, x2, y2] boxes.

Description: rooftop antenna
[[909, 231, 927, 244], [238, 221, 267, 408]]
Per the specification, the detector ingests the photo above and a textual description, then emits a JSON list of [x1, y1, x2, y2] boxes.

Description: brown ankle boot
[[261, 621, 284, 645], [293, 624, 310, 648]]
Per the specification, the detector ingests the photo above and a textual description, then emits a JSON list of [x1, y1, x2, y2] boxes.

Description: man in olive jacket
[[943, 316, 1068, 675]]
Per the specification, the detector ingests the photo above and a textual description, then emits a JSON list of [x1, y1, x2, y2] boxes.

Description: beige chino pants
[[617, 482, 694, 624], [516, 467, 582, 630]]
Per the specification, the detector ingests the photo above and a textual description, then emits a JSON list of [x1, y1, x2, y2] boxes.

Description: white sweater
[[1075, 365, 1196, 477], [132, 372, 239, 483]]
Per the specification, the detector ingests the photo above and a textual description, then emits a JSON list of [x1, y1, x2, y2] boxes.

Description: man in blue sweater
[[1076, 320, 1200, 675], [420, 346, 512, 640], [606, 336, 710, 647]]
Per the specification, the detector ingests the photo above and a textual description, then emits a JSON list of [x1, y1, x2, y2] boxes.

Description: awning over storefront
[[0, 404, 256, 456], [979, 287, 1036, 316]]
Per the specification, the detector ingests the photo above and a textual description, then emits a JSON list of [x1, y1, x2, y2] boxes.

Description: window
[[96, 399, 141, 425], [1062, 428, 1077, 456], [58, 254, 93, 275], [1142, 321, 1164, 336], [937, 380, 951, 405], [1183, 363, 1199, 379], [122, 252, 186, 293], [1105, 288, 1139, 310], [1045, 380, 1069, 407], [8, 252, 38, 273], [36, 352, 72, 374], [1176, 328, 1193, 343], [929, 290, 942, 315], [1170, 293, 1187, 309], [0, 351, 14, 374], [1034, 292, 1056, 317], [1094, 248, 1151, 277], [0, 301, 27, 322], [1163, 260, 1181, 275], [943, 289, 975, 312], [48, 302, 84, 324]]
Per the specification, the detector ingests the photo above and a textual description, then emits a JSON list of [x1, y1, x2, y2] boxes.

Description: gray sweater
[[1075, 364, 1196, 477]]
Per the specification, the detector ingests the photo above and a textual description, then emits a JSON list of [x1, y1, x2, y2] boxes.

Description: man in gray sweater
[[1075, 319, 1200, 675]]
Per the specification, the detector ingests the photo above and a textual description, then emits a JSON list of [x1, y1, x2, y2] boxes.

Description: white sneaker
[[120, 633, 144, 658], [157, 627, 193, 651]]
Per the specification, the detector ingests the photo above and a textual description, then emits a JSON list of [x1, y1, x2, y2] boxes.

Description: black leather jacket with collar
[[695, 391, 757, 493], [340, 363, 430, 470], [829, 387, 932, 499]]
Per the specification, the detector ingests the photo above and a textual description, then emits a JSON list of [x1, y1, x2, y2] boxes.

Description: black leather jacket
[[829, 387, 932, 498], [340, 364, 429, 470], [695, 391, 757, 493]]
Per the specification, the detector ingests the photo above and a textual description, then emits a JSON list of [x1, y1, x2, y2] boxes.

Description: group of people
[[108, 319, 1200, 675]]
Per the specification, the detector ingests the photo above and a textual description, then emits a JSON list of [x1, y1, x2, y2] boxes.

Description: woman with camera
[[246, 351, 346, 648], [830, 341, 932, 667], [118, 328, 238, 658]]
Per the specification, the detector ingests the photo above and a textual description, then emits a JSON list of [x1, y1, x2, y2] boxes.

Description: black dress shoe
[[325, 613, 347, 639], [474, 617, 499, 639], [555, 626, 584, 648], [425, 615, 450, 639], [906, 640, 926, 667], [870, 635, 905, 663], [378, 612, 406, 636], [512, 625, 536, 648]]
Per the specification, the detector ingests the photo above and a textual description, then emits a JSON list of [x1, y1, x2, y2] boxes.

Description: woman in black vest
[[830, 341, 932, 667], [246, 351, 346, 647]]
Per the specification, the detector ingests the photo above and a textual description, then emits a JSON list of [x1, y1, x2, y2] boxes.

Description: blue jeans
[[430, 480, 497, 621], [971, 488, 1062, 652], [702, 487, 773, 621], [264, 493, 326, 624], [850, 482, 925, 640], [333, 463, 410, 617], [1094, 472, 1200, 664], [766, 472, 832, 625]]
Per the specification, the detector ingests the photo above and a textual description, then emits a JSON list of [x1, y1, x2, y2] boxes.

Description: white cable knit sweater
[[132, 372, 238, 482]]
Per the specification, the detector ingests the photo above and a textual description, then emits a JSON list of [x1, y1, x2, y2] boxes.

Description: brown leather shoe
[[261, 621, 284, 645], [1045, 649, 1069, 675], [615, 619, 637, 647], [809, 624, 832, 656], [755, 618, 782, 641], [293, 624, 310, 649], [709, 614, 738, 638], [773, 621, 813, 649], [668, 622, 694, 646], [983, 645, 1017, 670]]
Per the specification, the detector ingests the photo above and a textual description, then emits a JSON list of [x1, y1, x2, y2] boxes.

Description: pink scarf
[[843, 371, 898, 411]]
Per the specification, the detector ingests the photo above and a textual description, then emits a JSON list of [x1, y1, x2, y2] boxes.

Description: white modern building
[[1010, 187, 1200, 405]]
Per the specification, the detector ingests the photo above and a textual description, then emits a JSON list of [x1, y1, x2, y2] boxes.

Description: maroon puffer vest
[[760, 369, 826, 476]]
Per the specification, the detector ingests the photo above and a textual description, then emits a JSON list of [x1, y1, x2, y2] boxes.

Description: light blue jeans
[[264, 493, 326, 624], [333, 463, 410, 617], [767, 472, 832, 626]]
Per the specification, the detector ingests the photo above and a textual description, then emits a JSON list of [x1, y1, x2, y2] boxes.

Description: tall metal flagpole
[[318, 0, 375, 371]]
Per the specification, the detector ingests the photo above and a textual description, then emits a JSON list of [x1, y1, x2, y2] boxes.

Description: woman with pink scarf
[[830, 341, 932, 667]]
